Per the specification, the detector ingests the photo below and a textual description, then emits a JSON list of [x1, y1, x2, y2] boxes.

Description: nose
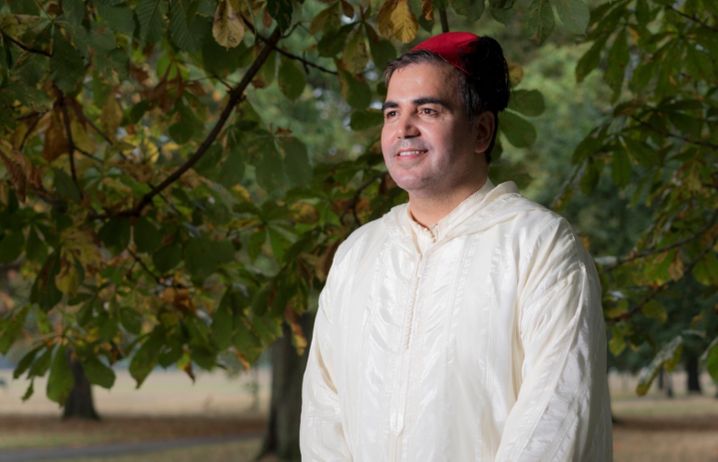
[[396, 112, 420, 139]]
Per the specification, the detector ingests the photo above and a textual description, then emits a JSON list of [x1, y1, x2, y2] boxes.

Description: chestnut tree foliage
[[0, 0, 715, 407]]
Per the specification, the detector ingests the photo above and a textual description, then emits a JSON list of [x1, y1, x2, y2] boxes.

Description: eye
[[384, 109, 398, 119], [419, 107, 439, 117]]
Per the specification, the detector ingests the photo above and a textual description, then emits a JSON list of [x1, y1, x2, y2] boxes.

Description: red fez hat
[[411, 32, 479, 75]]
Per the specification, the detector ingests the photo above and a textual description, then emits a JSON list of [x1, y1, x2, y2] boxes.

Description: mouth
[[396, 149, 427, 157]]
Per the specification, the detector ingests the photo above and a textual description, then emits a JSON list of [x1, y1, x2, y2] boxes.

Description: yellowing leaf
[[668, 254, 684, 281], [101, 96, 123, 141], [421, 0, 433, 20], [42, 110, 69, 162], [343, 27, 369, 74], [377, 0, 418, 43], [54, 258, 80, 295], [213, 0, 245, 49]]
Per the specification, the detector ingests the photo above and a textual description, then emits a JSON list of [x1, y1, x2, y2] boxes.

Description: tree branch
[[125, 27, 283, 217], [1, 33, 52, 57], [241, 16, 337, 76], [666, 5, 718, 33], [58, 95, 83, 199], [603, 214, 718, 270], [439, 7, 450, 33], [630, 116, 718, 151]]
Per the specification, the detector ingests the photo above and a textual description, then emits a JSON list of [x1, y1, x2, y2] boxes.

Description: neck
[[408, 178, 487, 228]]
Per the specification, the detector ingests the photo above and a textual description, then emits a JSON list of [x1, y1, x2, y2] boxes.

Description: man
[[300, 32, 612, 461]]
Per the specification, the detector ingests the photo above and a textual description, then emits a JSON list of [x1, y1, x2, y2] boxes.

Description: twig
[[630, 116, 718, 151], [666, 5, 718, 33], [340, 172, 384, 226], [126, 27, 283, 217], [439, 7, 450, 33], [241, 16, 338, 76], [1, 33, 51, 57], [603, 214, 717, 269], [58, 95, 83, 199]]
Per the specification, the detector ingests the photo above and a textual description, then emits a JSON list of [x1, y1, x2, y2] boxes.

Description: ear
[[474, 111, 495, 155]]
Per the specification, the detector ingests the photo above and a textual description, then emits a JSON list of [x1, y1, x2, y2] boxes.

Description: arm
[[300, 277, 352, 460], [495, 220, 613, 462]]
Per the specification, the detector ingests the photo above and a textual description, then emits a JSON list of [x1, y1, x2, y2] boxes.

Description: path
[[0, 433, 262, 462]]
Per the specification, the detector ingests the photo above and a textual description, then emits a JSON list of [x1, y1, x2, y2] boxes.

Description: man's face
[[381, 61, 484, 200]]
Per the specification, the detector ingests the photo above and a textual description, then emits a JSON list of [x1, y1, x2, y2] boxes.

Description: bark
[[685, 353, 702, 394], [258, 313, 314, 461], [62, 354, 100, 420]]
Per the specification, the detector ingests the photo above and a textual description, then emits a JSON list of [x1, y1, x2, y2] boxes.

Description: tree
[[0, 0, 551, 442], [562, 0, 718, 395]]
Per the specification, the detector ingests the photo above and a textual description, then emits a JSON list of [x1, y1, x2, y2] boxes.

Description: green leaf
[[641, 300, 667, 324], [692, 252, 718, 286], [610, 148, 631, 187], [129, 331, 163, 388], [576, 36, 606, 83], [350, 109, 383, 131], [622, 137, 658, 166], [81, 356, 116, 389], [318, 25, 353, 58], [278, 57, 305, 101], [136, 0, 166, 45], [636, 336, 683, 396], [153, 242, 183, 273], [98, 217, 131, 254], [184, 236, 235, 281], [47, 346, 75, 404], [133, 217, 162, 253], [62, 0, 85, 25], [267, 0, 293, 30], [211, 303, 233, 350], [255, 143, 285, 194], [553, 0, 589, 35], [50, 29, 84, 93], [499, 110, 537, 148], [0, 306, 29, 354], [22, 380, 35, 401], [527, 0, 555, 44], [120, 307, 143, 335], [579, 158, 602, 194], [367, 32, 395, 70], [279, 137, 311, 187], [450, 0, 486, 21], [217, 150, 245, 187], [13, 345, 42, 379], [604, 29, 629, 100], [96, 3, 136, 36], [169, 0, 198, 52], [343, 26, 369, 74], [508, 89, 545, 117], [53, 168, 81, 202], [29, 347, 52, 377], [339, 70, 371, 110], [0, 230, 24, 263], [30, 254, 63, 310]]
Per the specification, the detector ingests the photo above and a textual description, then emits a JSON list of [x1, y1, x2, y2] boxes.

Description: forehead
[[385, 61, 461, 103]]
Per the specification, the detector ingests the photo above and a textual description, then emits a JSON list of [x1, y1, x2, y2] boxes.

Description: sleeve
[[299, 266, 352, 461], [495, 219, 613, 462]]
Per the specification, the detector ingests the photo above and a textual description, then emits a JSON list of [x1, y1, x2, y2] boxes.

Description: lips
[[397, 149, 427, 157]]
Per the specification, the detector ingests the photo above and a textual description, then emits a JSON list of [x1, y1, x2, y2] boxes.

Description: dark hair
[[383, 36, 510, 163]]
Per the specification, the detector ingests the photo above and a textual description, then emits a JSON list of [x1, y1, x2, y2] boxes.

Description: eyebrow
[[381, 97, 453, 112]]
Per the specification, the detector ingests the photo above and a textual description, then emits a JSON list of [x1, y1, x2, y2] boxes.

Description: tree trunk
[[685, 354, 702, 394], [258, 313, 313, 461], [657, 369, 674, 398], [62, 354, 100, 420]]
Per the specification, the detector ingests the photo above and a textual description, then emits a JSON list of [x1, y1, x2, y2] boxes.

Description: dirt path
[[0, 434, 261, 462]]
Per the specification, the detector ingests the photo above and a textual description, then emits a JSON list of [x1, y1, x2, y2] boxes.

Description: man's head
[[380, 33, 509, 203], [383, 33, 510, 162]]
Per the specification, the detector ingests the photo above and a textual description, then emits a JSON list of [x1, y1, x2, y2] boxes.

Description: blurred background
[[1, 0, 716, 460]]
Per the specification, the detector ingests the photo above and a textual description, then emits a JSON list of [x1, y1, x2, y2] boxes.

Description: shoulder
[[330, 204, 405, 271]]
